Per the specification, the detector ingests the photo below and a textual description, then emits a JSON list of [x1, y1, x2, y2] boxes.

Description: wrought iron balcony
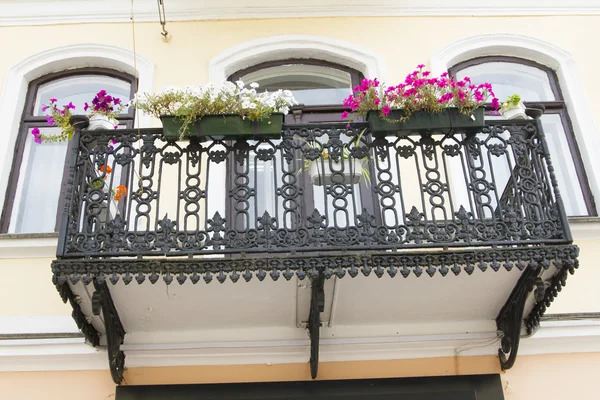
[[56, 119, 573, 258], [52, 116, 579, 384]]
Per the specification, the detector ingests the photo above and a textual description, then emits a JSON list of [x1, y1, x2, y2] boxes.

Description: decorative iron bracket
[[308, 273, 325, 379], [92, 281, 126, 384], [496, 266, 545, 370], [55, 282, 99, 346]]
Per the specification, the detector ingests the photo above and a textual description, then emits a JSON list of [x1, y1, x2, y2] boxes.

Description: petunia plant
[[341, 64, 500, 123], [135, 80, 297, 135], [31, 90, 126, 144]]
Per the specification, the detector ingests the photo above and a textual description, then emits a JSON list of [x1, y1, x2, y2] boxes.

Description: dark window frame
[[449, 56, 597, 216], [0, 67, 137, 233], [229, 58, 364, 124], [226, 60, 376, 232]]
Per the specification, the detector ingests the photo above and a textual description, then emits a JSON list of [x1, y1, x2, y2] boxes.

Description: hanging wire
[[130, 0, 144, 196], [157, 0, 170, 41]]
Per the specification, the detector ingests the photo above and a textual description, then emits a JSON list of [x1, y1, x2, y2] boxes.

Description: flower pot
[[160, 114, 284, 142], [87, 115, 117, 131], [499, 102, 528, 120], [309, 159, 365, 186], [366, 107, 485, 137]]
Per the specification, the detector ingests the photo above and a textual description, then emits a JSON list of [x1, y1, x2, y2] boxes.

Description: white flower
[[247, 102, 257, 109], [249, 82, 259, 89], [236, 80, 245, 89], [222, 81, 237, 95], [283, 90, 293, 97], [242, 101, 251, 109]]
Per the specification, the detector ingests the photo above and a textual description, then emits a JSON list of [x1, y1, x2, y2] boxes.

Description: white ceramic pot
[[87, 114, 117, 130], [500, 102, 528, 120], [309, 159, 365, 186]]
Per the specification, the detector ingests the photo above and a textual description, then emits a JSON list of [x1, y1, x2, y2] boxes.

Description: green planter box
[[160, 114, 284, 141], [366, 107, 485, 137]]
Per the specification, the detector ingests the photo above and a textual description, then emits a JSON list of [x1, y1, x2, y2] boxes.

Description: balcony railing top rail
[[57, 119, 572, 259]]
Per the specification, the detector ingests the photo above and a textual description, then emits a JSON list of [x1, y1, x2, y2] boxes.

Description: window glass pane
[[455, 62, 556, 101], [540, 114, 588, 216], [34, 75, 131, 116], [11, 127, 68, 233], [239, 64, 352, 106]]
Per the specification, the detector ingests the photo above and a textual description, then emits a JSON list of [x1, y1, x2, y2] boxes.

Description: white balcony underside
[[69, 264, 559, 347]]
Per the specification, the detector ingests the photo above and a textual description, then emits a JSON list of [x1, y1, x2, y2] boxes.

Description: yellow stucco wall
[[1, 353, 599, 399], [0, 16, 598, 114]]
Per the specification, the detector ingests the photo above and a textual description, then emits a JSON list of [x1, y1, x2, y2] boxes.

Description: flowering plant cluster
[[84, 89, 125, 121], [341, 64, 499, 123], [135, 80, 298, 133], [31, 90, 126, 144]]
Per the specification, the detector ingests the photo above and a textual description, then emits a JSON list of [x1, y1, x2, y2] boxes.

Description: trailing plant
[[31, 90, 126, 143], [341, 64, 500, 124]]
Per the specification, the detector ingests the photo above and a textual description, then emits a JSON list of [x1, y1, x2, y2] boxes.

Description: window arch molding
[[208, 35, 387, 84], [0, 43, 155, 216], [430, 33, 600, 207]]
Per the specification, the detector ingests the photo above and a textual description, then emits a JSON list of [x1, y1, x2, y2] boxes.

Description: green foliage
[[501, 94, 522, 110], [135, 81, 297, 136]]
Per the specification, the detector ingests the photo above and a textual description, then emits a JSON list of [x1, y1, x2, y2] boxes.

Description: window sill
[[568, 216, 600, 240], [0, 233, 58, 259]]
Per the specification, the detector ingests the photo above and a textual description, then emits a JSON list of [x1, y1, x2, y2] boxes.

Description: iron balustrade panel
[[57, 121, 571, 258]]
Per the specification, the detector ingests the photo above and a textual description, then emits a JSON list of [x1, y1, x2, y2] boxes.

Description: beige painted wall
[[0, 16, 598, 316], [1, 353, 599, 399], [0, 257, 70, 315], [0, 16, 599, 116]]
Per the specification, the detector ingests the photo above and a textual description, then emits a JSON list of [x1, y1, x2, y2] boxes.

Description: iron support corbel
[[308, 273, 325, 379], [55, 282, 99, 346], [92, 281, 126, 384], [496, 267, 545, 370]]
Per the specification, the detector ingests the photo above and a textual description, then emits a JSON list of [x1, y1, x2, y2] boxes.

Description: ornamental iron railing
[[57, 119, 572, 259]]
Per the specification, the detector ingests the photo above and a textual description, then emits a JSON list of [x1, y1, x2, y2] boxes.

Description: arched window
[[226, 60, 369, 228], [449, 56, 595, 217], [1, 68, 136, 233], [229, 59, 363, 123]]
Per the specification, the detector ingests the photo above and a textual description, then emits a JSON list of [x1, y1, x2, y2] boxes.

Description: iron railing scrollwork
[[56, 120, 572, 259]]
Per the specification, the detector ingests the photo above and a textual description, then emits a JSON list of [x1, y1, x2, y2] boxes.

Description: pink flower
[[382, 105, 391, 116], [46, 115, 55, 126], [49, 98, 57, 103], [84, 102, 89, 111], [31, 127, 42, 144], [41, 104, 49, 112], [341, 111, 349, 119], [441, 72, 449, 78], [491, 98, 500, 110], [417, 64, 425, 69]]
